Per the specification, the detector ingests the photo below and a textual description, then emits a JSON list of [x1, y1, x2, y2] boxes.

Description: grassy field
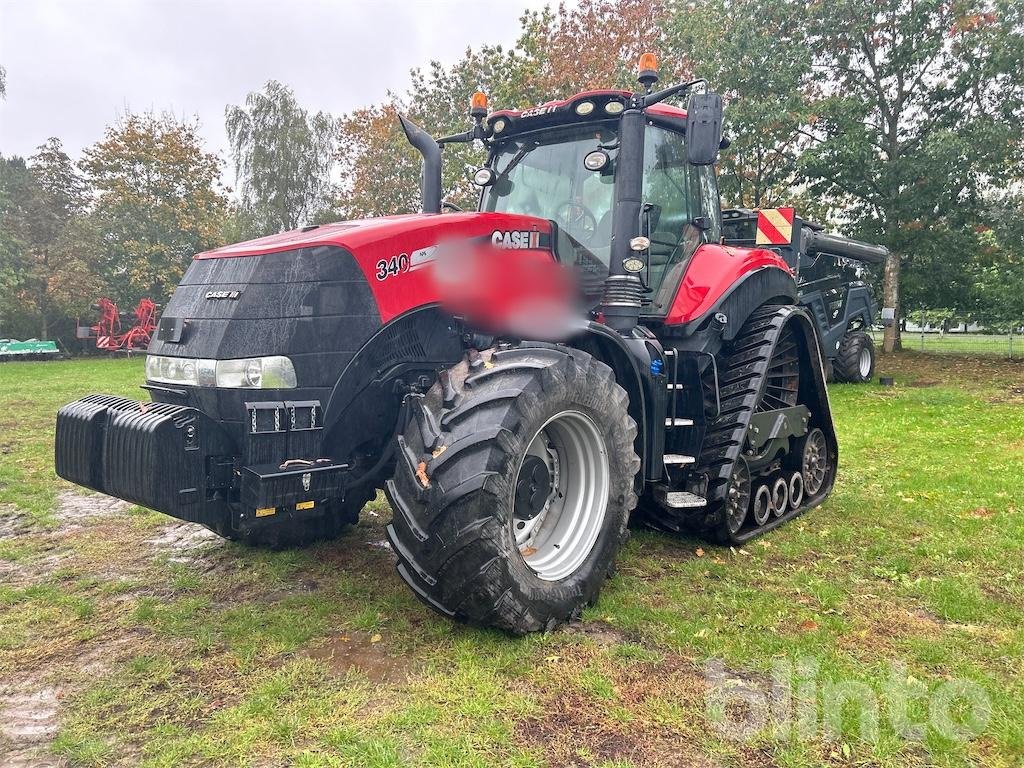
[[1, 354, 1023, 767]]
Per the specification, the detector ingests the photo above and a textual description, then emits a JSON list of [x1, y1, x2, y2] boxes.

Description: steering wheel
[[554, 201, 598, 244]]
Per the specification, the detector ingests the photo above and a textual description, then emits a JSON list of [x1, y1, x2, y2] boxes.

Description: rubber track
[[645, 305, 795, 542]]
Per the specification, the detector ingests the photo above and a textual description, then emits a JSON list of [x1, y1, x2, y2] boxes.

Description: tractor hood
[[148, 212, 558, 392], [194, 212, 556, 323]]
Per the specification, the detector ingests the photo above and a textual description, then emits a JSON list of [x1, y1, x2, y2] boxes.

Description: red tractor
[[77, 297, 158, 353], [56, 56, 869, 634]]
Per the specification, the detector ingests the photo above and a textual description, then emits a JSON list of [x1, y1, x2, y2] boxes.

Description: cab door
[[640, 125, 723, 316]]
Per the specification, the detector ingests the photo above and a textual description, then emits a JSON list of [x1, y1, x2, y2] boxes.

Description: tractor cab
[[477, 114, 722, 311], [470, 89, 723, 314]]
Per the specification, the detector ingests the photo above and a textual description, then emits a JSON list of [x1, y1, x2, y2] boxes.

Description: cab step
[[665, 418, 694, 427], [653, 485, 707, 509], [663, 454, 695, 466]]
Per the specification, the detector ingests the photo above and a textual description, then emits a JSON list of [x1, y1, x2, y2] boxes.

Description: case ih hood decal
[[491, 230, 544, 249]]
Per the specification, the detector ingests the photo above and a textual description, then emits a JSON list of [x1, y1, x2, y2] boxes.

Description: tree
[[335, 1, 675, 218], [970, 193, 1024, 332], [0, 155, 32, 336], [516, 0, 674, 102], [226, 81, 336, 236], [800, 0, 1024, 351], [0, 65, 7, 99], [81, 113, 227, 304], [0, 140, 103, 340], [666, 0, 814, 208], [335, 44, 525, 218]]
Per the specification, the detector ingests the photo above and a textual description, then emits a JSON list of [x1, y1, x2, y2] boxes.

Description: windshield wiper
[[492, 143, 534, 189]]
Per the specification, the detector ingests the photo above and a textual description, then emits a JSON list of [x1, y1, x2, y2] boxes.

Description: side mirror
[[685, 92, 723, 166]]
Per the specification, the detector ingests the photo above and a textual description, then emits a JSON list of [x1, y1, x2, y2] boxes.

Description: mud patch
[[0, 684, 64, 767], [300, 631, 414, 684], [53, 491, 129, 528], [988, 385, 1024, 405], [144, 522, 223, 567], [0, 549, 68, 587], [518, 674, 716, 768], [561, 620, 631, 647], [0, 509, 32, 540]]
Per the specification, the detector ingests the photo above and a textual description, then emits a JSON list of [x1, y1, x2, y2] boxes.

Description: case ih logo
[[492, 230, 541, 250], [205, 290, 241, 300], [520, 104, 558, 118]]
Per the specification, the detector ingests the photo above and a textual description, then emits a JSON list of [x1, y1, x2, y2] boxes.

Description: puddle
[[300, 631, 413, 684]]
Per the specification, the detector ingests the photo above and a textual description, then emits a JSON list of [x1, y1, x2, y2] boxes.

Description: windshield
[[481, 124, 619, 265], [480, 123, 716, 311]]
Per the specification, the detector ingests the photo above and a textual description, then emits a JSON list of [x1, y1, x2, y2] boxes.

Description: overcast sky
[[0, 0, 549, 171]]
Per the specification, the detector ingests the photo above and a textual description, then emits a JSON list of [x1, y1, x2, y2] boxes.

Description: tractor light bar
[[146, 355, 297, 389]]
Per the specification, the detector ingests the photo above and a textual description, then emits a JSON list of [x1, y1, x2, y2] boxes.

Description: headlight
[[146, 355, 296, 389]]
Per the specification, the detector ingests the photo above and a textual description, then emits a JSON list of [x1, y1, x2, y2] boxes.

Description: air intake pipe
[[803, 230, 889, 265], [601, 107, 646, 334], [398, 114, 442, 214]]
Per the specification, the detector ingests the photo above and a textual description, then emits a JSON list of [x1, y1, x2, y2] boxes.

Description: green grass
[[0, 357, 143, 523], [1, 353, 1023, 766]]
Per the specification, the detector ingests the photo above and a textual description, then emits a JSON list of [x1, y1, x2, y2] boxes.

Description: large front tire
[[385, 345, 640, 634]]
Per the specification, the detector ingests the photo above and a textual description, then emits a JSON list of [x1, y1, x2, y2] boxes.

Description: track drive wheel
[[833, 330, 875, 383], [385, 345, 640, 634]]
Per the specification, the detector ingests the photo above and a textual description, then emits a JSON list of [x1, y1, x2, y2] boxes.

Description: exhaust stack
[[398, 114, 442, 214]]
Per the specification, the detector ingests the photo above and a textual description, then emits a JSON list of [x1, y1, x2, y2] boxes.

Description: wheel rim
[[512, 410, 609, 582], [802, 428, 828, 496], [725, 459, 752, 534], [858, 347, 872, 378]]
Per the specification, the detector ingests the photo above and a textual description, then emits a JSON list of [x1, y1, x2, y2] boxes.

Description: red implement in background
[[77, 297, 158, 353]]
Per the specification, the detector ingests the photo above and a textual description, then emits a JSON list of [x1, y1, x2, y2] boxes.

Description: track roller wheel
[[385, 345, 640, 634], [788, 471, 804, 509], [770, 477, 789, 517], [751, 484, 772, 526], [724, 459, 752, 536]]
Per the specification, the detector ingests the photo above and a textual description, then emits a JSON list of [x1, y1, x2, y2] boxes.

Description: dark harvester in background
[[722, 207, 890, 384], [54, 55, 889, 634]]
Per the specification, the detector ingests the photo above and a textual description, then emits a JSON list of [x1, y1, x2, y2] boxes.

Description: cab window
[[641, 126, 702, 296]]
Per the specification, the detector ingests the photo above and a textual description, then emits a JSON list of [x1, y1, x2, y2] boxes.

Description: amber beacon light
[[470, 91, 488, 118], [637, 52, 659, 88]]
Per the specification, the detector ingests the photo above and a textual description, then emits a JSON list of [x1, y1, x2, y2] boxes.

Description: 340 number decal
[[375, 253, 410, 281]]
